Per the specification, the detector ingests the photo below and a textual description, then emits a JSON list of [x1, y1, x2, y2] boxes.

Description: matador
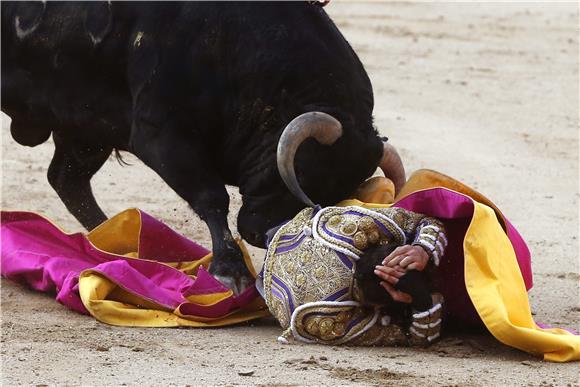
[[257, 177, 448, 346]]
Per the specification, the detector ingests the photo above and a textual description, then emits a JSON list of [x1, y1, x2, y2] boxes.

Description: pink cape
[[1, 210, 261, 322]]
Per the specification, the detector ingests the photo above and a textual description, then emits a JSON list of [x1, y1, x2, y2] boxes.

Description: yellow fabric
[[355, 176, 395, 204], [78, 208, 269, 327], [88, 208, 142, 256], [78, 272, 269, 327], [344, 170, 579, 362]]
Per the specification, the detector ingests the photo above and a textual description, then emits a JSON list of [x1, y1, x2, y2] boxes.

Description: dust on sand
[[2, 2, 578, 386]]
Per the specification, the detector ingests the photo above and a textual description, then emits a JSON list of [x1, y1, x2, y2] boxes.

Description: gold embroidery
[[336, 310, 352, 322], [319, 318, 334, 339], [306, 318, 320, 335], [353, 231, 368, 250], [295, 273, 306, 287], [358, 217, 375, 232], [367, 230, 380, 244], [314, 266, 326, 279], [327, 215, 342, 227], [300, 252, 312, 265], [340, 222, 358, 236]]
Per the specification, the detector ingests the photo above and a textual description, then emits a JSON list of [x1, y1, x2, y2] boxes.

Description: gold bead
[[332, 322, 346, 336], [353, 231, 368, 250], [306, 318, 320, 335], [358, 217, 375, 232], [327, 215, 342, 227], [341, 222, 358, 236], [367, 230, 380, 244], [319, 318, 334, 337], [336, 311, 349, 322]]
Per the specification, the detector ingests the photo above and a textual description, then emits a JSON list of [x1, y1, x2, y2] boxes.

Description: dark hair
[[354, 244, 434, 311], [354, 244, 398, 306]]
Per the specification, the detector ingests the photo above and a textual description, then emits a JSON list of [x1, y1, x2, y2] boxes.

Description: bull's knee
[[47, 147, 109, 230]]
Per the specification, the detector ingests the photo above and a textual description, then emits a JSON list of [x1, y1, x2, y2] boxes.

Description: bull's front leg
[[200, 199, 255, 295], [131, 130, 253, 295], [48, 133, 111, 230]]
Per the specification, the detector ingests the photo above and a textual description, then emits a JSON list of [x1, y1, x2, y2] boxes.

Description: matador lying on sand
[[258, 177, 447, 346]]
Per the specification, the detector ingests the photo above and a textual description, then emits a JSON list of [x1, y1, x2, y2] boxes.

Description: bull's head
[[238, 111, 405, 247]]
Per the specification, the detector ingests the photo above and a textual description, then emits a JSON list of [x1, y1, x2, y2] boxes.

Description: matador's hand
[[382, 245, 429, 272]]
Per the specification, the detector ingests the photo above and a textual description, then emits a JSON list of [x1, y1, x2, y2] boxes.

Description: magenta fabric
[[394, 188, 533, 325], [0, 210, 259, 317]]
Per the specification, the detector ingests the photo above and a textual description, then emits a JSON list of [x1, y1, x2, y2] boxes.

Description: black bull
[[1, 2, 405, 294]]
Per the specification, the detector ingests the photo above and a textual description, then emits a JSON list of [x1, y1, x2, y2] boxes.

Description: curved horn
[[277, 112, 343, 207], [379, 141, 406, 194]]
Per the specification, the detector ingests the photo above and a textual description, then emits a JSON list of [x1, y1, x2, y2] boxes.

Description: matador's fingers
[[386, 254, 406, 267], [406, 262, 421, 271], [383, 245, 413, 265], [374, 268, 400, 284], [381, 282, 413, 303], [399, 254, 425, 268]]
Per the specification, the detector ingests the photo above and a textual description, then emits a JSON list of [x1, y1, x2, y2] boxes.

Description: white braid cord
[[412, 302, 442, 319], [311, 207, 361, 260]]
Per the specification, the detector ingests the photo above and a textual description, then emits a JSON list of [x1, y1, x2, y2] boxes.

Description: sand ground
[[1, 2, 579, 386]]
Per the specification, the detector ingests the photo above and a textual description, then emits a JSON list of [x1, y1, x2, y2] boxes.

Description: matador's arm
[[409, 214, 447, 266], [376, 207, 448, 266]]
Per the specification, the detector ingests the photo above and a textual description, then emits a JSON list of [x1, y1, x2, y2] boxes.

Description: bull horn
[[277, 112, 343, 207], [379, 141, 406, 194]]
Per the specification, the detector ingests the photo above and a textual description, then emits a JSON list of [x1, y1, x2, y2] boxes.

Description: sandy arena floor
[[1, 2, 579, 386]]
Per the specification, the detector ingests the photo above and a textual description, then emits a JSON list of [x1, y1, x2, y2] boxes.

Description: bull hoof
[[209, 252, 254, 295], [212, 273, 254, 296]]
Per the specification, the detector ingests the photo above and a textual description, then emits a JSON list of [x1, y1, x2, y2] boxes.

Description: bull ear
[[84, 1, 112, 46]]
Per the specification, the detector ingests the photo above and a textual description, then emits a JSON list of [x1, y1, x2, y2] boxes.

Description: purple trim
[[346, 315, 365, 331], [373, 219, 396, 240], [336, 252, 354, 270], [271, 287, 285, 303], [324, 287, 349, 301], [275, 234, 306, 254], [321, 223, 355, 246], [279, 232, 300, 242], [276, 232, 304, 248], [272, 275, 295, 312]]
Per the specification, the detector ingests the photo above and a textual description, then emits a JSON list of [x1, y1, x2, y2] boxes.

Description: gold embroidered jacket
[[262, 205, 447, 345]]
